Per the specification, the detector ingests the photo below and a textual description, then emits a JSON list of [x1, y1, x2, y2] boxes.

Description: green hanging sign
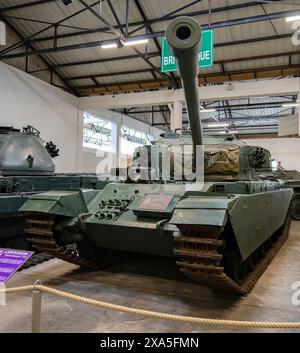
[[161, 29, 214, 72]]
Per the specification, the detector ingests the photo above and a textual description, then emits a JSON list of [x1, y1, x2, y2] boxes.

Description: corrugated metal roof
[[59, 56, 152, 76], [2, 1, 297, 68]]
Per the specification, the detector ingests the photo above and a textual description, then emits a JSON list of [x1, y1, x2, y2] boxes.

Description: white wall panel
[[0, 62, 163, 174], [0, 62, 79, 172]]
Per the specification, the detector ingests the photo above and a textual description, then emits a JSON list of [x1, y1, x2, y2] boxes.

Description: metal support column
[[169, 101, 182, 132], [298, 78, 300, 137], [111, 120, 121, 168]]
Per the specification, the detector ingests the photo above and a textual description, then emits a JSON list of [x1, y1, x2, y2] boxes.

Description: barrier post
[[31, 281, 42, 333]]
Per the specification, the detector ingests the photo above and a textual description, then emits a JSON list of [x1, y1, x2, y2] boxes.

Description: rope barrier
[[1, 284, 299, 329]]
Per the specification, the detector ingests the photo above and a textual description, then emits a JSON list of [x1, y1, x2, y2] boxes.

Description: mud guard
[[170, 189, 293, 261], [228, 188, 293, 260], [169, 195, 234, 227], [19, 190, 94, 218]]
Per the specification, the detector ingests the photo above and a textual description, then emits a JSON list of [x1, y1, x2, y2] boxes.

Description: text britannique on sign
[[161, 29, 214, 73]]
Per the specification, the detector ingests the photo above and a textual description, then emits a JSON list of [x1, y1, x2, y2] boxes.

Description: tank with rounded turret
[[0, 125, 109, 266], [21, 17, 293, 294]]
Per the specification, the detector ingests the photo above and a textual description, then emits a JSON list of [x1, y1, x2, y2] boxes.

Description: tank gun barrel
[[166, 17, 203, 146]]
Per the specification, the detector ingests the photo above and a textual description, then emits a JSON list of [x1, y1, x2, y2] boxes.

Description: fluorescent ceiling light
[[207, 123, 229, 128], [123, 39, 149, 46], [101, 43, 118, 49], [200, 108, 216, 113], [282, 102, 299, 107], [286, 15, 300, 22]]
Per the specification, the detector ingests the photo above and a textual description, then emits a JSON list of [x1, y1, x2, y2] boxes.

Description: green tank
[[0, 125, 110, 267], [21, 17, 293, 294], [275, 169, 300, 221]]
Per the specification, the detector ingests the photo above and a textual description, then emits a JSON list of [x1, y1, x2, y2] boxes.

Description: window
[[83, 112, 113, 152], [120, 126, 153, 156]]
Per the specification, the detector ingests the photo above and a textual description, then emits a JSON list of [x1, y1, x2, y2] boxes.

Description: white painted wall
[[0, 62, 79, 172], [278, 115, 299, 137], [80, 147, 110, 174], [0, 62, 164, 174], [79, 78, 300, 108], [243, 137, 300, 170]]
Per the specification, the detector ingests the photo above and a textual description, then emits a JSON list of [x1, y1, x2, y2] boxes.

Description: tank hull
[[78, 182, 293, 259], [21, 180, 293, 294]]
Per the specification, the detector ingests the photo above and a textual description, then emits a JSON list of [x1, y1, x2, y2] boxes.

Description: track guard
[[228, 188, 293, 260], [169, 195, 234, 227], [19, 190, 89, 218]]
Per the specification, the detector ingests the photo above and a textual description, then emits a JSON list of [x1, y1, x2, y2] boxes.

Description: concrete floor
[[1, 222, 300, 333]]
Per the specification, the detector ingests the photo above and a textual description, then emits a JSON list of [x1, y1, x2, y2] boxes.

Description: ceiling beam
[[0, 0, 102, 56], [64, 50, 300, 81], [79, 78, 300, 109], [77, 0, 123, 39], [129, 0, 205, 36], [24, 1, 273, 44], [1, 10, 298, 60], [3, 14, 99, 32], [126, 101, 296, 114], [78, 0, 175, 90], [76, 65, 300, 94], [52, 52, 159, 70], [105, 0, 175, 88], [69, 68, 156, 81], [0, 16, 78, 96], [27, 33, 292, 72], [0, 0, 58, 12], [133, 0, 179, 89], [153, 121, 281, 128]]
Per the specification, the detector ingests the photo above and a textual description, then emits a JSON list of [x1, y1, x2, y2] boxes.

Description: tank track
[[24, 213, 291, 295], [24, 214, 99, 269], [174, 216, 291, 295]]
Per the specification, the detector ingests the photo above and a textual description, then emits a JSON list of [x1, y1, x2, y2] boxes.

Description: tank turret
[[166, 16, 203, 146], [0, 126, 55, 176], [127, 18, 272, 182]]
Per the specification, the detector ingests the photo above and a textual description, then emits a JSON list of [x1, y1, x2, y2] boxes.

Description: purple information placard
[[0, 248, 33, 285]]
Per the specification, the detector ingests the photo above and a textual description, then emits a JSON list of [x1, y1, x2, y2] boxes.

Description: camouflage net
[[204, 144, 240, 175]]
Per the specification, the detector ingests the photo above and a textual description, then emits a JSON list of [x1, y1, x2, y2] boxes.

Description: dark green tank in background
[[275, 169, 300, 221], [0, 125, 109, 266], [21, 17, 293, 294]]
